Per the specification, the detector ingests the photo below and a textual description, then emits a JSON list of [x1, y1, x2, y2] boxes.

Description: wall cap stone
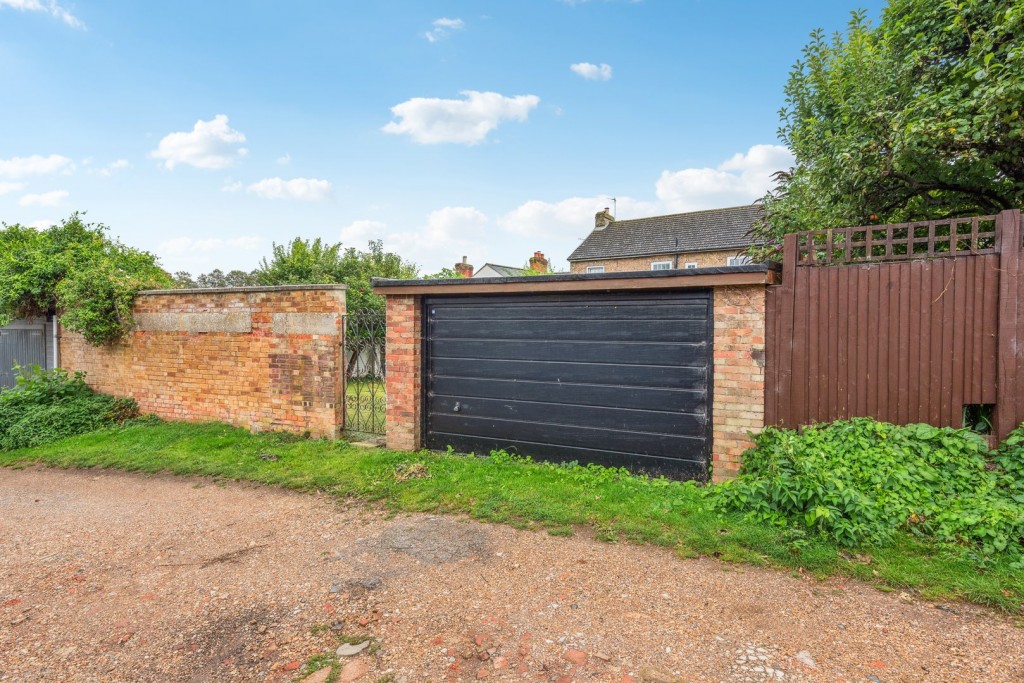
[[138, 284, 348, 296]]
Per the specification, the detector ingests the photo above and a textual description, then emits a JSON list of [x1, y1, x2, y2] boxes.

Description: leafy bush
[[0, 214, 172, 345], [0, 366, 139, 450], [708, 419, 1024, 563]]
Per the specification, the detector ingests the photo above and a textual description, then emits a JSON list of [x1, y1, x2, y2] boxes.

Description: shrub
[[708, 418, 1024, 563], [0, 366, 140, 450]]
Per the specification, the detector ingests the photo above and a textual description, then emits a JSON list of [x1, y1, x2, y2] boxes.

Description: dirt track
[[1, 467, 1021, 682]]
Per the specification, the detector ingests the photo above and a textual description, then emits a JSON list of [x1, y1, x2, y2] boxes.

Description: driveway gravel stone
[[1, 467, 1022, 682]]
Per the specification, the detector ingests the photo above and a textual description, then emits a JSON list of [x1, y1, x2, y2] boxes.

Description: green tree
[[255, 237, 343, 285], [0, 213, 172, 345], [174, 268, 259, 288], [254, 237, 417, 312], [756, 1, 1024, 246]]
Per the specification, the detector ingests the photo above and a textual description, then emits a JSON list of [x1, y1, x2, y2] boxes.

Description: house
[[566, 205, 761, 273], [0, 315, 59, 388], [454, 251, 550, 278]]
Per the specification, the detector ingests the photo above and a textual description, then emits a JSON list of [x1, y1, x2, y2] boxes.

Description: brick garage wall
[[384, 295, 422, 450], [568, 249, 744, 274], [712, 285, 766, 480], [59, 285, 346, 437]]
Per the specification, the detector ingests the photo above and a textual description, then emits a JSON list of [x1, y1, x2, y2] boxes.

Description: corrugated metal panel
[[0, 324, 47, 388]]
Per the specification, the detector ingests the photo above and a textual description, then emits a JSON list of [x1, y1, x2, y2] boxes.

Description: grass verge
[[2, 420, 1022, 614]]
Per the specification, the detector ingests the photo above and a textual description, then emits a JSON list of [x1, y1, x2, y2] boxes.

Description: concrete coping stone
[[138, 284, 347, 296]]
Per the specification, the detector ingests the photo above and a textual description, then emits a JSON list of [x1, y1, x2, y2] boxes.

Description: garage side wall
[[712, 285, 766, 480], [384, 294, 423, 450], [59, 286, 346, 437]]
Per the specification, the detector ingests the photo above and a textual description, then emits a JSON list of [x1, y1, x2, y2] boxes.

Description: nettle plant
[[709, 418, 1024, 564]]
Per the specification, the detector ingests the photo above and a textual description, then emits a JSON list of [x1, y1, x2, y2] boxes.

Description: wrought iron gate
[[343, 310, 386, 435]]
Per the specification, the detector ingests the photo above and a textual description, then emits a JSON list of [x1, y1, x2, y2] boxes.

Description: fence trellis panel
[[766, 209, 1023, 441]]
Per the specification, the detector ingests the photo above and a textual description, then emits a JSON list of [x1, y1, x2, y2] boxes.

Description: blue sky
[[0, 0, 884, 275]]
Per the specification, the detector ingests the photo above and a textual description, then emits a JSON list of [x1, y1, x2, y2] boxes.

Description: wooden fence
[[766, 209, 1023, 441]]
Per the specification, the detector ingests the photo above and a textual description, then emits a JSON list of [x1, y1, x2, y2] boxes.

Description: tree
[[756, 1, 1024, 246], [254, 237, 417, 313], [0, 213, 172, 345], [173, 269, 259, 288], [255, 237, 343, 286]]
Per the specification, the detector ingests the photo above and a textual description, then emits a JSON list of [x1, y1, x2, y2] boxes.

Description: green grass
[[2, 420, 1023, 614]]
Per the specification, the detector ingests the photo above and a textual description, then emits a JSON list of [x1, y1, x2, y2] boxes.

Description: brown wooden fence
[[766, 209, 1023, 441]]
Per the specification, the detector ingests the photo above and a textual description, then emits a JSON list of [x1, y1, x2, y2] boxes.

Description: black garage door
[[423, 291, 713, 480]]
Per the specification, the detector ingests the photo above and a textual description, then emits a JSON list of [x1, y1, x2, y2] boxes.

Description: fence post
[[772, 233, 799, 427], [995, 209, 1022, 441]]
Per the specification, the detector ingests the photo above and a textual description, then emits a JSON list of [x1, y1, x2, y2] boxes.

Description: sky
[[0, 0, 885, 276]]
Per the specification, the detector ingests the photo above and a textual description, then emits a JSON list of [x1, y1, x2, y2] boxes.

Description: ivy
[[0, 213, 172, 345]]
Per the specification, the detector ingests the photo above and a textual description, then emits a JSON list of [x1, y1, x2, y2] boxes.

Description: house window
[[651, 261, 672, 271], [727, 255, 753, 266], [586, 265, 605, 274], [684, 262, 698, 269]]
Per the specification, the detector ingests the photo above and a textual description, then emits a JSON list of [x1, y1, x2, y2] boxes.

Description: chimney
[[594, 207, 615, 230], [454, 256, 473, 278], [529, 251, 549, 273]]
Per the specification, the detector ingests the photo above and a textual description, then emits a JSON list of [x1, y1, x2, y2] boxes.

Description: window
[[727, 255, 753, 266], [651, 261, 672, 271], [684, 262, 698, 269], [586, 265, 605, 274]]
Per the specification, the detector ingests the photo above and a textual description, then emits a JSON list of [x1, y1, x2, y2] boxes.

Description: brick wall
[[568, 249, 744, 274], [59, 285, 346, 437], [384, 295, 422, 450], [712, 285, 766, 480]]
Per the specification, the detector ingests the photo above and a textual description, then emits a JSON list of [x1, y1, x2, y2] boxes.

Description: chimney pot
[[528, 250, 549, 273], [594, 208, 615, 230], [454, 257, 473, 278]]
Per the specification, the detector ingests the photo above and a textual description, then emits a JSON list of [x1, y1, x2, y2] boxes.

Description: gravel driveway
[[1, 467, 1021, 683]]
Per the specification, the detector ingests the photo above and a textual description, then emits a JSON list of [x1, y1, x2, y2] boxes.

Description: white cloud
[[18, 189, 68, 207], [425, 17, 464, 42], [276, 153, 291, 166], [158, 235, 264, 257], [0, 181, 25, 195], [382, 90, 540, 145], [28, 219, 55, 229], [655, 144, 793, 212], [0, 0, 83, 28], [501, 196, 659, 239], [570, 62, 613, 81], [0, 154, 73, 178], [246, 177, 332, 201], [222, 180, 243, 193], [341, 219, 387, 245], [382, 206, 493, 274], [94, 159, 130, 176], [149, 115, 248, 170], [497, 144, 792, 265]]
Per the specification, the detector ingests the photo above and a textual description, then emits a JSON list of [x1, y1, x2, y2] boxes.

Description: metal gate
[[343, 310, 387, 435], [424, 291, 713, 480], [0, 324, 47, 389]]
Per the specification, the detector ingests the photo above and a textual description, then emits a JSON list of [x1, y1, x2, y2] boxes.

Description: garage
[[423, 291, 712, 480]]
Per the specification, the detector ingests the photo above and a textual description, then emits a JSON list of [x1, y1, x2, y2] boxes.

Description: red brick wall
[[712, 285, 766, 480], [59, 286, 346, 437], [384, 295, 422, 450]]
